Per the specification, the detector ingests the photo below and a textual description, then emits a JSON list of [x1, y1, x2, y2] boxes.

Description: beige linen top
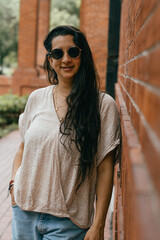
[[14, 85, 121, 229]]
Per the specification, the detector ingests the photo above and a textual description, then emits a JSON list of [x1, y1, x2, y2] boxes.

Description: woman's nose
[[62, 51, 71, 63]]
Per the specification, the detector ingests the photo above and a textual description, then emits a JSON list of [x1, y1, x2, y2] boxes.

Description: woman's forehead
[[51, 35, 76, 49]]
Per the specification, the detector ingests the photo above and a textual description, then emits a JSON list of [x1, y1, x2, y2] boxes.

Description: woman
[[9, 25, 121, 240]]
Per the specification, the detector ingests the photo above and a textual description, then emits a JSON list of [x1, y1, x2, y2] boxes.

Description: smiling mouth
[[61, 66, 73, 69], [61, 66, 74, 71]]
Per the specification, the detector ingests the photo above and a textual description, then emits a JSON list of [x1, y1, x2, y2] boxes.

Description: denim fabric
[[12, 206, 88, 240]]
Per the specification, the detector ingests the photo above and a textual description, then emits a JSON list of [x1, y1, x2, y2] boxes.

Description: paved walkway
[[0, 130, 112, 240], [0, 130, 21, 240]]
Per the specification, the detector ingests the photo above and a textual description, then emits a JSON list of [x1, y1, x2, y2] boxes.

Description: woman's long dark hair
[[43, 25, 101, 190]]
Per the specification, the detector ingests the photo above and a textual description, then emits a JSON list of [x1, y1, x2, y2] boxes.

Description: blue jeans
[[12, 205, 88, 240]]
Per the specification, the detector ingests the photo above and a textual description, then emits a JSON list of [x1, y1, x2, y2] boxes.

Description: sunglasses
[[50, 46, 81, 60]]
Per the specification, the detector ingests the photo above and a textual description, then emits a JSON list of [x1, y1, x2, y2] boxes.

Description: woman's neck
[[57, 82, 72, 97]]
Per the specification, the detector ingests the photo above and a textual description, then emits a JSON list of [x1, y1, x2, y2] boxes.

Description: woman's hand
[[84, 224, 104, 240], [10, 187, 16, 206], [10, 141, 24, 206]]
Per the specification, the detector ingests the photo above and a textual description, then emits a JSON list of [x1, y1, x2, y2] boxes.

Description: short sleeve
[[96, 93, 121, 167], [18, 92, 35, 142]]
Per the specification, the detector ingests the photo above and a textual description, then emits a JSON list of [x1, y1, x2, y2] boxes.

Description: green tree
[[0, 0, 19, 73], [50, 0, 81, 29]]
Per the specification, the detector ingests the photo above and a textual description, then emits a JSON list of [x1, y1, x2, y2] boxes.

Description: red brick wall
[[36, 0, 51, 71], [17, 0, 38, 69], [80, 0, 110, 91], [0, 76, 12, 95], [114, 0, 160, 239]]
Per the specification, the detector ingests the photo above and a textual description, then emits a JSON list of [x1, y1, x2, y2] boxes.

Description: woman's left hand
[[84, 224, 104, 240]]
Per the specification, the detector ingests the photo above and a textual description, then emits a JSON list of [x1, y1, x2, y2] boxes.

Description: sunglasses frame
[[50, 46, 82, 60]]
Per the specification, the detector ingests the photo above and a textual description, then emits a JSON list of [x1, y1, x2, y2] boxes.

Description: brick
[[80, 0, 110, 90], [147, 47, 160, 87], [127, 56, 148, 83], [143, 88, 160, 137], [130, 80, 160, 139], [130, 102, 141, 135], [18, 0, 39, 68], [131, 84, 160, 141], [128, 0, 159, 47], [125, 78, 131, 96], [130, 79, 136, 102], [11, 71, 49, 95], [139, 117, 160, 194], [129, 3, 160, 58], [0, 76, 12, 95], [132, 164, 153, 194], [134, 82, 145, 115], [134, 194, 160, 240], [128, 0, 143, 44], [135, 0, 160, 37], [36, 0, 50, 69]]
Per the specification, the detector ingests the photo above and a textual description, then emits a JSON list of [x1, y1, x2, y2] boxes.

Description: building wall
[[80, 0, 110, 91], [114, 0, 160, 239]]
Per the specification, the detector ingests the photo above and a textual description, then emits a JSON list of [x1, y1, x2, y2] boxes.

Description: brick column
[[12, 0, 50, 95], [80, 0, 110, 91], [36, 0, 50, 74]]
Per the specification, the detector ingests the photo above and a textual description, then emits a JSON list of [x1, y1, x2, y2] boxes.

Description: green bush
[[0, 94, 28, 138]]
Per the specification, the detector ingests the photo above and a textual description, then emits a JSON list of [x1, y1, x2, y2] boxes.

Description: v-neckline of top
[[51, 85, 65, 124]]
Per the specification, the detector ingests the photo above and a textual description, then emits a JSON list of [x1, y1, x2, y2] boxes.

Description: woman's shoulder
[[99, 91, 118, 112], [26, 85, 53, 103], [99, 91, 120, 126], [24, 85, 53, 109], [29, 85, 53, 98]]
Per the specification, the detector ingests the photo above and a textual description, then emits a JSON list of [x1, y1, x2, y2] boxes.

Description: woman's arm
[[84, 149, 115, 240], [10, 141, 24, 205]]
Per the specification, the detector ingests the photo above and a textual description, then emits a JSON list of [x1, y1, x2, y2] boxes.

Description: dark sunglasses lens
[[51, 49, 63, 59], [68, 47, 80, 58]]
